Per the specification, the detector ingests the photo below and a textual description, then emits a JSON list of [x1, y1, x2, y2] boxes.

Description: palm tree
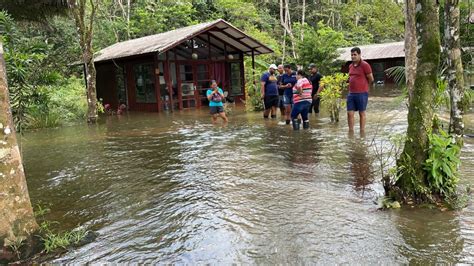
[[0, 0, 69, 253]]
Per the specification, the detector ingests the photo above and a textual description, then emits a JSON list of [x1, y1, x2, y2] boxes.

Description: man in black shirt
[[307, 63, 323, 114]]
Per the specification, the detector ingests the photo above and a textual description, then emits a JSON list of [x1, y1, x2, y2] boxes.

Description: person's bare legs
[[219, 112, 228, 123], [212, 114, 218, 123], [359, 111, 366, 135], [280, 106, 285, 117], [271, 106, 277, 117], [263, 108, 271, 118], [285, 105, 291, 121], [348, 111, 355, 133]]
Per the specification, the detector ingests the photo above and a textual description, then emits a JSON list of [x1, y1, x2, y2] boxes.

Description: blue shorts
[[347, 92, 368, 112], [282, 94, 293, 106], [210, 106, 224, 114], [278, 95, 284, 108]]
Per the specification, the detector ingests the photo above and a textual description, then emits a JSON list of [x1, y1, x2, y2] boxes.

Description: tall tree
[[68, 0, 98, 123], [0, 0, 68, 252], [0, 41, 38, 252], [444, 0, 465, 143], [396, 0, 441, 200], [404, 0, 417, 101]]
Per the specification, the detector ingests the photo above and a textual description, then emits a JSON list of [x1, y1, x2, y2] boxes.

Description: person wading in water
[[347, 47, 373, 134], [291, 70, 313, 130], [207, 80, 228, 123]]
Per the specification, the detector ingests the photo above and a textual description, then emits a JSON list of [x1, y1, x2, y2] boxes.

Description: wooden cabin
[[337, 42, 405, 83], [94, 19, 273, 112]]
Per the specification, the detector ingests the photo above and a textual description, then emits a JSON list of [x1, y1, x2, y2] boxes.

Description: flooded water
[[22, 86, 474, 264]]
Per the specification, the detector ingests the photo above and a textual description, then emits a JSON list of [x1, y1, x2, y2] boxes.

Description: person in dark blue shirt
[[278, 64, 297, 124], [260, 64, 279, 119], [276, 64, 285, 117]]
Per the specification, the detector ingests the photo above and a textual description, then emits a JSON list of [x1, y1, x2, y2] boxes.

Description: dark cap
[[307, 63, 316, 69]]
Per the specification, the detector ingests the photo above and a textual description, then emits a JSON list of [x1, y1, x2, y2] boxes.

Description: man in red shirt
[[347, 47, 374, 134]]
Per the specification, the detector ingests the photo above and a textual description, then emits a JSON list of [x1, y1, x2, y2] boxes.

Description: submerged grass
[[40, 228, 88, 253], [34, 203, 89, 253]]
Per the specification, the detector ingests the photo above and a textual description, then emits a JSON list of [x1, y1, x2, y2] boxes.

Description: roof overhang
[[336, 41, 405, 62], [94, 19, 273, 63]]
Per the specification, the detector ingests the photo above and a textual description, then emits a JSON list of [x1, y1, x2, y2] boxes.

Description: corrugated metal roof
[[336, 41, 405, 62], [94, 19, 273, 63]]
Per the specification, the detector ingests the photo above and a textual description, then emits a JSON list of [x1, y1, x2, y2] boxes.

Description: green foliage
[[423, 129, 461, 196], [243, 54, 270, 112], [1, 11, 87, 131], [40, 228, 88, 253], [296, 22, 348, 74], [16, 77, 87, 130], [130, 1, 197, 38], [319, 73, 348, 122], [244, 82, 264, 112], [385, 66, 406, 88], [34, 203, 89, 254], [339, 0, 404, 44], [433, 78, 449, 109]]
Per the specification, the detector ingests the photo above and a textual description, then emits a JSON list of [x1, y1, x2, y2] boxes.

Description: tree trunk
[[0, 42, 38, 250], [70, 0, 98, 123], [126, 0, 130, 39], [84, 52, 98, 123], [404, 0, 417, 101], [396, 0, 441, 200], [301, 0, 305, 41], [280, 0, 297, 60], [444, 0, 465, 143]]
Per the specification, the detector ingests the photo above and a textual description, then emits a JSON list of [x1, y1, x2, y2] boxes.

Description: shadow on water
[[21, 84, 474, 263]]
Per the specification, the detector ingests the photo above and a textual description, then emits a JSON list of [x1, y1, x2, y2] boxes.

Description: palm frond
[[385, 66, 406, 87]]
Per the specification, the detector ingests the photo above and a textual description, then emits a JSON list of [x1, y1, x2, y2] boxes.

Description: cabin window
[[229, 62, 243, 95], [116, 65, 127, 105], [133, 63, 156, 103]]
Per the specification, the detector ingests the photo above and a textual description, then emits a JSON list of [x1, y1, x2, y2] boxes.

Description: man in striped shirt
[[291, 70, 313, 130]]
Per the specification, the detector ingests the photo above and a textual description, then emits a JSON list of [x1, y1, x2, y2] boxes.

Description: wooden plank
[[153, 53, 162, 112], [174, 49, 182, 110]]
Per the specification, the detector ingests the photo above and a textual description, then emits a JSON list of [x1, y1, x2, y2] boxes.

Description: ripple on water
[[20, 91, 474, 264]]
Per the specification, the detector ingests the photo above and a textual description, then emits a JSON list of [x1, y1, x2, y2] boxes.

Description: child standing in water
[[207, 80, 228, 123]]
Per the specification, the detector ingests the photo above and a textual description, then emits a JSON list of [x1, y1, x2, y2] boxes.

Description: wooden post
[[174, 48, 183, 110], [207, 33, 211, 59], [251, 49, 256, 85], [224, 43, 228, 91], [240, 52, 245, 100], [154, 53, 162, 112], [166, 51, 174, 112]]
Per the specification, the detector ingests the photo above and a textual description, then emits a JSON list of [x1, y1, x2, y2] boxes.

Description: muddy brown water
[[22, 86, 474, 263]]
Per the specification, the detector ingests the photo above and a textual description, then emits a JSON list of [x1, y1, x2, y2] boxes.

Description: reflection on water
[[347, 137, 374, 197], [22, 85, 474, 263]]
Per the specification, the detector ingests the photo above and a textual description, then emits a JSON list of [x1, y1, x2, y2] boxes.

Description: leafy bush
[[319, 73, 349, 122], [20, 77, 88, 129], [244, 81, 264, 112], [423, 129, 461, 196], [48, 78, 88, 122], [243, 56, 269, 112]]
